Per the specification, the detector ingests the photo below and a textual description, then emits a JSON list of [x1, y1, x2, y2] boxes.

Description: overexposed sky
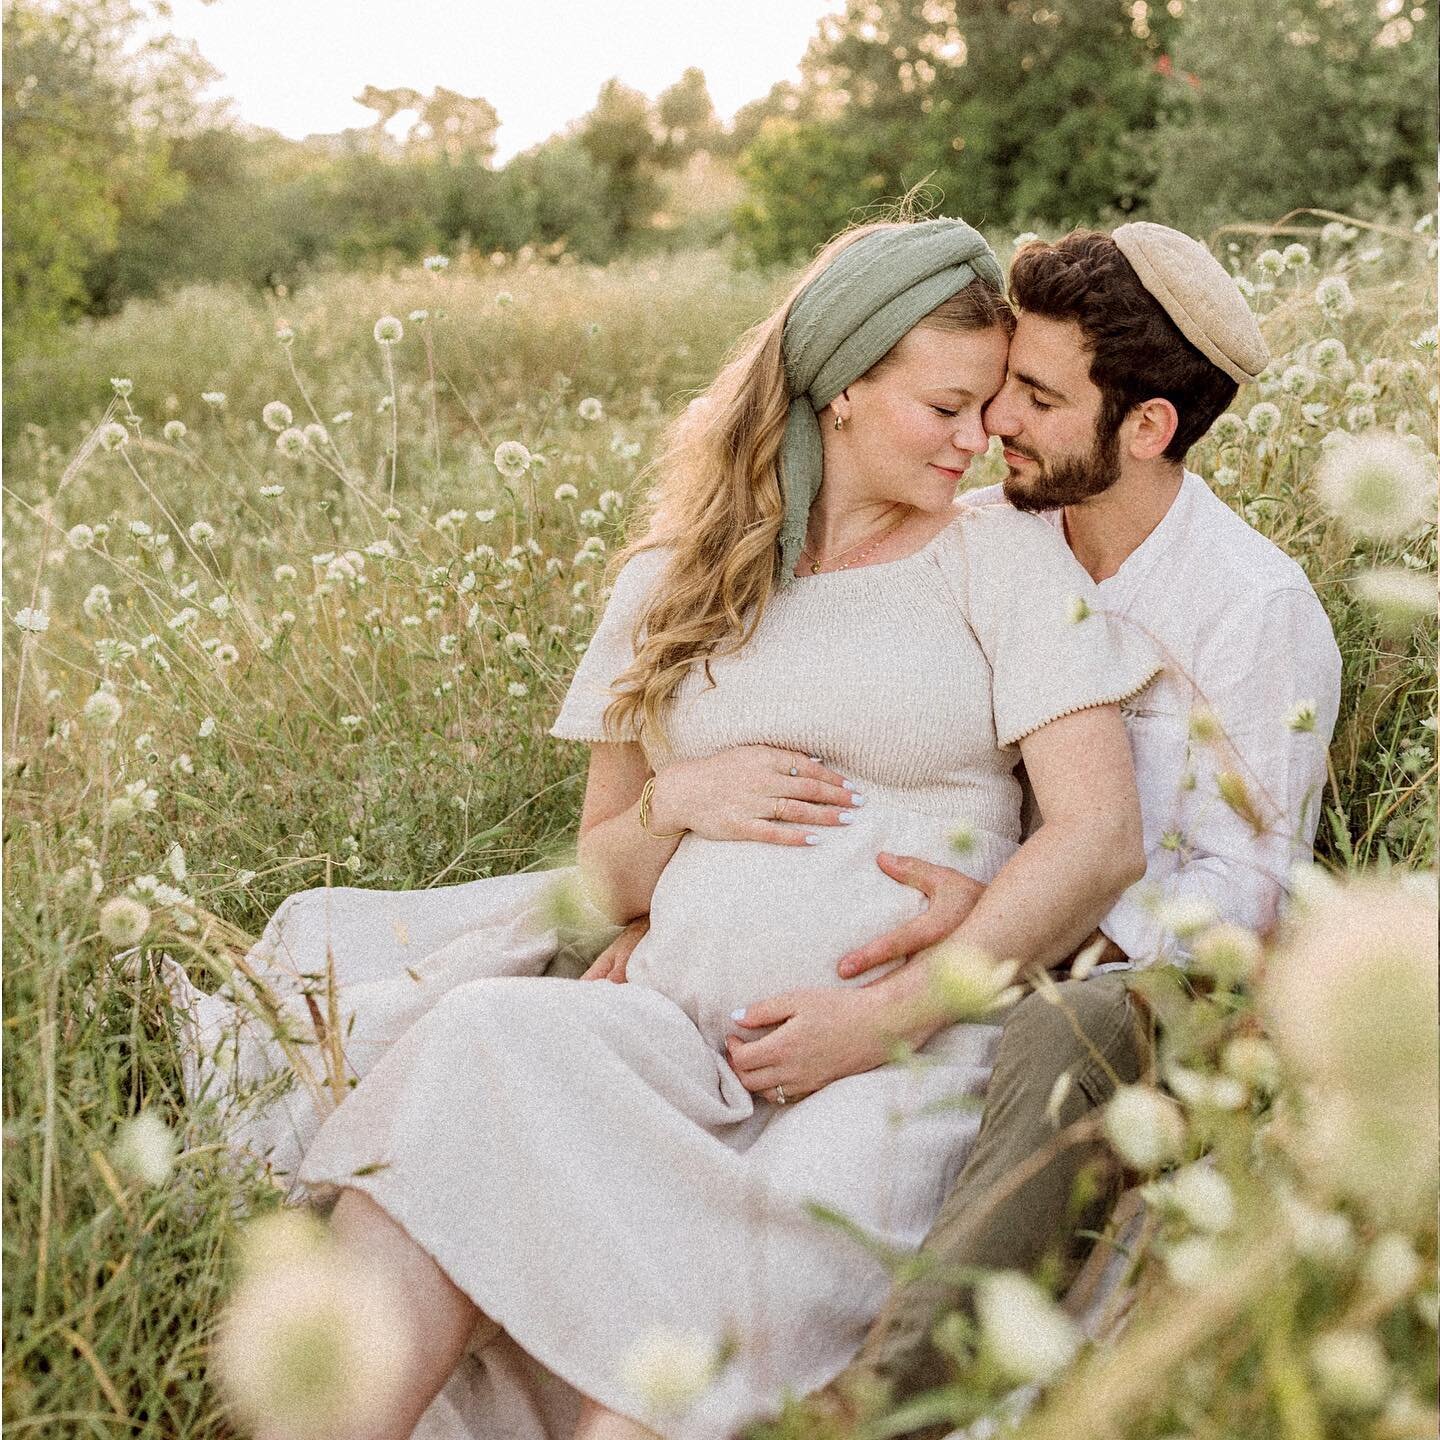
[[155, 0, 843, 162]]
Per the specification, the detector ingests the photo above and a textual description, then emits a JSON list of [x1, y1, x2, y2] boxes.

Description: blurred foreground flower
[[99, 896, 150, 947], [976, 1271, 1080, 1383], [927, 942, 1022, 1020], [1315, 432, 1436, 539], [1262, 876, 1438, 1220], [216, 1211, 416, 1440], [112, 1111, 177, 1186], [1350, 566, 1436, 632], [1103, 1085, 1186, 1170], [619, 1328, 719, 1416]]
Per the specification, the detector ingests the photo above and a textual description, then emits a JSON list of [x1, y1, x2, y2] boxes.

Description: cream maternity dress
[[177, 501, 1158, 1439]]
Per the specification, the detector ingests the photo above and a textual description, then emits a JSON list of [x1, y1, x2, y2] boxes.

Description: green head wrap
[[777, 218, 1005, 586]]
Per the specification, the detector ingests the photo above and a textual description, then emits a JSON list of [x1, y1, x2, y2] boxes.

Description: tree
[[656, 67, 720, 163], [576, 78, 663, 241]]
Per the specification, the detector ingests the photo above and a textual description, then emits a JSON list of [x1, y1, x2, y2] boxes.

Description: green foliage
[[1144, 0, 1439, 231]]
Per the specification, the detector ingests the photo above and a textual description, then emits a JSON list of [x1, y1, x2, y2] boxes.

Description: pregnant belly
[[626, 807, 963, 1052]]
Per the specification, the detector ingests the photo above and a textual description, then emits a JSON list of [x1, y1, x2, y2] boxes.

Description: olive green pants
[[549, 936, 1152, 1412], [831, 972, 1150, 1410]]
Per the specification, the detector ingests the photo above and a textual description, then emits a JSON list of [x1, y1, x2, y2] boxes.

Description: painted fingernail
[[850, 792, 867, 806], [842, 779, 856, 791], [808, 755, 822, 763], [804, 834, 820, 845], [837, 811, 856, 824], [730, 1007, 746, 1021]]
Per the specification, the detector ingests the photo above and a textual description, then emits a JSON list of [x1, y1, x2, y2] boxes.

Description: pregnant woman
[[182, 217, 1159, 1440]]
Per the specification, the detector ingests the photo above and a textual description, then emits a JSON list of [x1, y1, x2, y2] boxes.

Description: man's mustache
[[998, 439, 1042, 462]]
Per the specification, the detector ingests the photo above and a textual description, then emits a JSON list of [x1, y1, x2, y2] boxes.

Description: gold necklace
[[799, 505, 909, 575]]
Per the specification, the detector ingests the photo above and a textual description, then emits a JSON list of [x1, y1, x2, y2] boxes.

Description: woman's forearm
[[868, 814, 1145, 1046], [577, 801, 682, 925]]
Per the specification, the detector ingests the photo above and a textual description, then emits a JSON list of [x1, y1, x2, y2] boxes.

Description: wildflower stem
[[384, 344, 399, 509]]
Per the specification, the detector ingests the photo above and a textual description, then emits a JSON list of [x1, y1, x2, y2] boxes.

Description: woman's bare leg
[[573, 1395, 664, 1440], [329, 1187, 485, 1440]]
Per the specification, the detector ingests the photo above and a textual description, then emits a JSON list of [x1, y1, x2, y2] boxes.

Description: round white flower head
[[213, 643, 239, 666], [332, 410, 354, 425], [83, 585, 112, 620], [619, 1328, 718, 1416], [66, 523, 95, 550], [1168, 1161, 1237, 1233], [1315, 432, 1436, 539], [1210, 412, 1246, 446], [1314, 274, 1356, 317], [99, 895, 150, 947], [598, 489, 625, 514], [1411, 326, 1438, 356], [1281, 364, 1317, 398], [258, 483, 285, 497], [1256, 248, 1286, 277], [1162, 1234, 1226, 1289], [423, 254, 450, 272], [1345, 403, 1377, 431], [1103, 1084, 1186, 1170], [275, 427, 308, 460], [99, 421, 129, 451], [1312, 337, 1348, 373], [495, 290, 514, 306], [507, 681, 529, 698], [339, 713, 362, 729], [198, 716, 217, 738], [1350, 566, 1437, 631], [373, 315, 404, 345], [163, 419, 187, 443], [975, 1271, 1080, 1383], [188, 520, 216, 546], [275, 322, 295, 346], [1246, 401, 1281, 436], [13, 606, 49, 634], [1190, 922, 1262, 988], [553, 482, 579, 502], [928, 942, 1022, 1021], [261, 401, 293, 433], [1222, 1035, 1280, 1093], [1282, 242, 1312, 270], [110, 377, 133, 397], [112, 1111, 176, 1186], [408, 308, 428, 324], [303, 422, 329, 448], [578, 396, 603, 421], [82, 689, 123, 731], [201, 391, 226, 406], [1363, 1232, 1421, 1304], [493, 440, 532, 480], [216, 1233, 416, 1440], [1309, 1329, 1390, 1412]]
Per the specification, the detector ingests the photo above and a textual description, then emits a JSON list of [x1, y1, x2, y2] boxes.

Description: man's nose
[[982, 389, 1016, 438]]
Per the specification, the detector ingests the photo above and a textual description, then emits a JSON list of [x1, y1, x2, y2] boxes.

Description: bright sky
[[155, 0, 843, 163]]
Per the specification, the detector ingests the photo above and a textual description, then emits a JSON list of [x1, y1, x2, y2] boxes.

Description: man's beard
[[1002, 424, 1121, 513]]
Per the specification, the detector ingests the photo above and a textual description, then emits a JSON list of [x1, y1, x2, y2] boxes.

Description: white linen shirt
[[964, 471, 1342, 968]]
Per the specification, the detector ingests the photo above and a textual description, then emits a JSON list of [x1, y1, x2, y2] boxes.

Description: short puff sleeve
[[955, 504, 1163, 748], [549, 547, 670, 743]]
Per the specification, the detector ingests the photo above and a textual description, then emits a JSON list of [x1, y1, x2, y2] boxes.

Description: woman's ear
[[1126, 397, 1179, 461]]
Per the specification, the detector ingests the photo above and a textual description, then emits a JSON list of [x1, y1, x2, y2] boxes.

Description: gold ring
[[775, 1084, 788, 1105], [772, 799, 783, 821]]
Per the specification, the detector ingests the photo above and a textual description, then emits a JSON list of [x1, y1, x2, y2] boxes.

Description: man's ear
[[1126, 398, 1179, 461]]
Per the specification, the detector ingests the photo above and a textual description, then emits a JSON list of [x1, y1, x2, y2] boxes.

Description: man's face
[[982, 313, 1121, 512]]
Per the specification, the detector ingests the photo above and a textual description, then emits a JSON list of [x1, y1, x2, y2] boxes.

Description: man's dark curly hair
[[1008, 230, 1238, 461]]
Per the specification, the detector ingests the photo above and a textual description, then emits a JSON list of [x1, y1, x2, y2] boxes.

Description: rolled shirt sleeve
[[1101, 585, 1342, 965]]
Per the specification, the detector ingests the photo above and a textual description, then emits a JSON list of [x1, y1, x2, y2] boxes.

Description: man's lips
[[1003, 447, 1037, 465]]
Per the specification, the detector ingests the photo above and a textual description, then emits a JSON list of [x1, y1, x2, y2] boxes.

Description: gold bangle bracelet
[[639, 775, 687, 839]]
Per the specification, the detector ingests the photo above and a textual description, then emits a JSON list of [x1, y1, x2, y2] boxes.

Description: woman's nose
[[951, 414, 988, 456]]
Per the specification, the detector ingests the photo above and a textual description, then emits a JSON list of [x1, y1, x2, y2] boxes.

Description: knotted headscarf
[[777, 218, 1005, 585]]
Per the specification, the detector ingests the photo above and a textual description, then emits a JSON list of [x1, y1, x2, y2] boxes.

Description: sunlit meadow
[[3, 218, 1436, 1438]]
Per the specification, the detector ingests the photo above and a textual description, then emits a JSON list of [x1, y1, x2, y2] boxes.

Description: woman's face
[[833, 324, 1011, 513]]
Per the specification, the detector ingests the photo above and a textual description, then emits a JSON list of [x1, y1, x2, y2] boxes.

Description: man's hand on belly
[[725, 987, 902, 1102], [835, 854, 986, 979], [579, 917, 649, 982]]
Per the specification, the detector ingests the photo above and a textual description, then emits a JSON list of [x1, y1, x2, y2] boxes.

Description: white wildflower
[[13, 606, 50, 633], [1162, 1235, 1227, 1289], [1350, 567, 1436, 630], [201, 391, 226, 407], [258, 484, 284, 498], [1312, 337, 1348, 373], [198, 716, 216, 738], [598, 489, 625, 514], [275, 427, 307, 460], [1190, 923, 1261, 987], [1314, 274, 1356, 317], [408, 308, 428, 324], [99, 421, 130, 451], [1168, 1162, 1237, 1233], [619, 1328, 718, 1416], [1411, 326, 1437, 357], [579, 508, 605, 530], [1221, 1036, 1280, 1094], [553, 483, 579, 502], [975, 1272, 1080, 1384], [1310, 1330, 1389, 1412], [66, 523, 94, 550], [493, 440, 532, 480], [1281, 364, 1317, 397], [99, 895, 150, 947], [1315, 432, 1435, 538], [373, 315, 404, 345], [303, 423, 329, 448], [1281, 242, 1311, 270], [339, 714, 362, 730], [261, 401, 293, 433], [82, 690, 123, 731], [928, 943, 1022, 1020], [1103, 1085, 1186, 1170], [1363, 1233, 1421, 1304], [110, 377, 133, 397], [423, 254, 450, 272], [332, 410, 353, 426], [1246, 402, 1281, 436], [506, 681, 529, 698], [213, 643, 239, 666], [1210, 412, 1246, 446], [1255, 249, 1286, 277], [112, 1111, 176, 1187], [273, 563, 297, 583], [578, 397, 603, 421]]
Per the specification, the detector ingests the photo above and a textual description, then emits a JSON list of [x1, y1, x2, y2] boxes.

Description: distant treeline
[[4, 0, 1435, 335]]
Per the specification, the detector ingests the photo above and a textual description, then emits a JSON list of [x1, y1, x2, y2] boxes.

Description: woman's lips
[[929, 463, 964, 479]]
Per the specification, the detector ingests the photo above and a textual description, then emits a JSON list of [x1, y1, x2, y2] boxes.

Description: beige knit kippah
[[1112, 222, 1269, 383]]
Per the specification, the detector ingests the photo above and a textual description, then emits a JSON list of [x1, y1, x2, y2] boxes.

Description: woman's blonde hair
[[602, 220, 1014, 745]]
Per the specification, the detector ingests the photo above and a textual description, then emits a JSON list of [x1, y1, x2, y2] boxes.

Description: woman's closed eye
[[930, 405, 959, 417]]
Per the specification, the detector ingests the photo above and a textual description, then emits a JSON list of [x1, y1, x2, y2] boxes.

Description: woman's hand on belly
[[723, 985, 904, 1103], [648, 746, 863, 846]]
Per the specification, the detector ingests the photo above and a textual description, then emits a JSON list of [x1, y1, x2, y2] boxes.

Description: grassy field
[[3, 223, 1436, 1438]]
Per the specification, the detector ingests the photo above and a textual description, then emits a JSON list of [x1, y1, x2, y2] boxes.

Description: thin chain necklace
[[799, 505, 910, 575]]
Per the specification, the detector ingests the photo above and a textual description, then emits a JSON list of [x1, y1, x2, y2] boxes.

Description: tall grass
[[3, 223, 1435, 1438]]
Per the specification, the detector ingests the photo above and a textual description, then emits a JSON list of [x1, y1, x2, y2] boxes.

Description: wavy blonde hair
[[602, 220, 1014, 746]]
